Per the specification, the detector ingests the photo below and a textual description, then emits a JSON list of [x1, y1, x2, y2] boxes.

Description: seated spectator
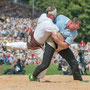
[[0, 65, 1, 74], [6, 51, 10, 64], [53, 52, 61, 65], [58, 58, 72, 75], [0, 53, 2, 74], [0, 53, 3, 65], [4, 59, 25, 74], [85, 42, 90, 52], [25, 56, 32, 65], [84, 53, 90, 72], [31, 53, 37, 64], [78, 49, 86, 75], [7, 54, 15, 65], [0, 16, 5, 22], [1, 41, 7, 51], [2, 52, 8, 64]]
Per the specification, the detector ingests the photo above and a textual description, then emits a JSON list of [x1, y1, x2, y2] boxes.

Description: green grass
[[1, 64, 90, 75], [1, 64, 62, 75]]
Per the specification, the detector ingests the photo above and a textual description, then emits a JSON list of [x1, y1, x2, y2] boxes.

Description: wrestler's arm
[[51, 32, 70, 49]]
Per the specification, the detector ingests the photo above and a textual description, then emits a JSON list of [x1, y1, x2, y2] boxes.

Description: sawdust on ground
[[0, 75, 90, 90]]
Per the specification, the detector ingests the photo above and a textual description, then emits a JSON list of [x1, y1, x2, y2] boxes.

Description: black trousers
[[33, 43, 82, 80], [33, 43, 55, 78], [58, 48, 82, 80]]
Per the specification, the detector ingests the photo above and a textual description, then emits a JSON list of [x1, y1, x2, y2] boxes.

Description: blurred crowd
[[0, 0, 40, 18], [0, 0, 90, 75], [0, 0, 40, 69], [0, 0, 38, 44]]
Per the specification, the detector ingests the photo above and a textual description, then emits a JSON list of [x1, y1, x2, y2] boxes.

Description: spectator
[[58, 58, 71, 75], [4, 59, 25, 74], [85, 42, 90, 52], [84, 53, 90, 72], [53, 52, 61, 65], [7, 54, 15, 65], [80, 40, 85, 49], [0, 64, 1, 74], [1, 41, 7, 51], [0, 53, 3, 65], [2, 52, 8, 64]]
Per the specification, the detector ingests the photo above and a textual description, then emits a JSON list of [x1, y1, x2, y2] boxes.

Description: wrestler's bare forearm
[[51, 32, 69, 49]]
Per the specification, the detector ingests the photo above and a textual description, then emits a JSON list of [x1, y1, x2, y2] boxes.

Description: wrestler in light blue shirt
[[54, 15, 78, 45]]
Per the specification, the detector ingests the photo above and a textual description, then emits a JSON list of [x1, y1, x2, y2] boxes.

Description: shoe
[[29, 73, 36, 81], [29, 73, 40, 82], [36, 78, 40, 82], [81, 80, 90, 82]]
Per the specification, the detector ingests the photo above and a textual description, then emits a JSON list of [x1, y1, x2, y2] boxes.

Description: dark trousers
[[33, 43, 82, 80], [33, 43, 55, 78], [58, 48, 82, 80]]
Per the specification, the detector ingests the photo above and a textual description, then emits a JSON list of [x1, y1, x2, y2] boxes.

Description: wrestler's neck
[[65, 20, 71, 29], [47, 14, 55, 21]]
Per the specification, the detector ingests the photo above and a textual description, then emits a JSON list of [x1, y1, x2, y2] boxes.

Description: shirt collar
[[64, 19, 70, 29]]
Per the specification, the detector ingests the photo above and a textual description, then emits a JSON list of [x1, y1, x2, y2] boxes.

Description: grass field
[[1, 64, 62, 75], [1, 64, 90, 75]]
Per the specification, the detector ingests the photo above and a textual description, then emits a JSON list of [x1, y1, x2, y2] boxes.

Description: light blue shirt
[[54, 15, 78, 44]]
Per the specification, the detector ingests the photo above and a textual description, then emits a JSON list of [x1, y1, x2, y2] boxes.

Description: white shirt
[[34, 13, 59, 44]]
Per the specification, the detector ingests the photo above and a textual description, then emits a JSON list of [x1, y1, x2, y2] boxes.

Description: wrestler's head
[[46, 6, 57, 20], [67, 18, 81, 31]]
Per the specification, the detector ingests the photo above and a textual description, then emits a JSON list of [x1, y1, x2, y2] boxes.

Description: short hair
[[72, 17, 82, 26]]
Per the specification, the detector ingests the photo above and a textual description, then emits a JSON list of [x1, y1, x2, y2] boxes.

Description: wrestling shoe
[[29, 73, 35, 81], [81, 80, 90, 82], [36, 78, 40, 82], [29, 73, 40, 82]]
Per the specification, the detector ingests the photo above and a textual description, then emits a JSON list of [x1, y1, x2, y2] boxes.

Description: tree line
[[22, 0, 90, 43]]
